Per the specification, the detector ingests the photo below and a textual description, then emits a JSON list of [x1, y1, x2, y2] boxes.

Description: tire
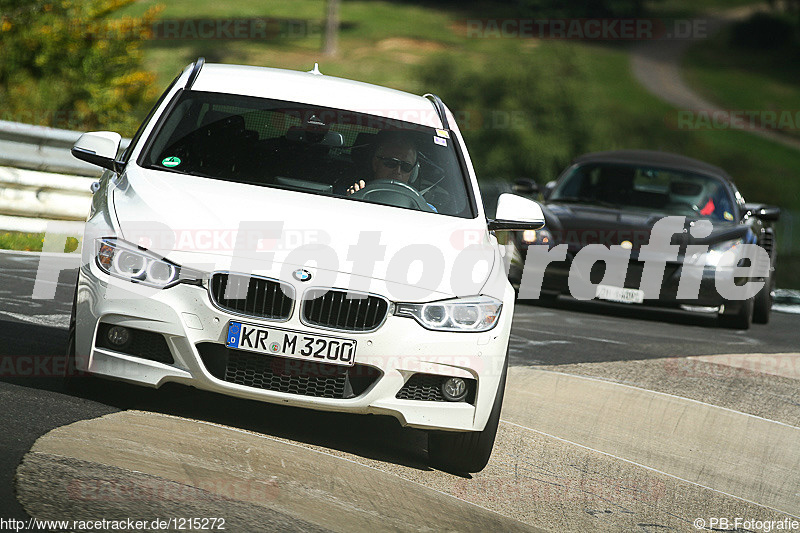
[[718, 298, 753, 330], [523, 291, 558, 305], [752, 273, 774, 325], [428, 359, 507, 473], [538, 291, 559, 303], [63, 286, 80, 389]]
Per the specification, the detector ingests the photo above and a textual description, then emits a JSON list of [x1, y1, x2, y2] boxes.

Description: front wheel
[[428, 360, 507, 473], [63, 287, 79, 389], [718, 298, 753, 330], [752, 273, 775, 324]]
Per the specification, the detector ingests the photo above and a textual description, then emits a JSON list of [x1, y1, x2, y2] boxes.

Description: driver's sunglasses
[[375, 155, 416, 173]]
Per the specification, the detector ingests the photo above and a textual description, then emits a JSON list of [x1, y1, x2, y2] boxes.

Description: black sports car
[[510, 150, 780, 329]]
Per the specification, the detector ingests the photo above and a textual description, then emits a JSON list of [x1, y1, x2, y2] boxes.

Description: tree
[[0, 0, 162, 135], [323, 0, 340, 56], [417, 46, 593, 183]]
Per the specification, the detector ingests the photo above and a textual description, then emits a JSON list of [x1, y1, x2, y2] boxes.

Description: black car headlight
[[95, 238, 202, 288], [394, 295, 502, 332], [704, 238, 744, 268], [521, 228, 553, 245]]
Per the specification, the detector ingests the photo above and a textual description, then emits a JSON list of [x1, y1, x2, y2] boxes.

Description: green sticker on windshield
[[162, 156, 181, 168]]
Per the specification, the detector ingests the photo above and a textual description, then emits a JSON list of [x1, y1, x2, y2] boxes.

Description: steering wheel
[[349, 179, 434, 212]]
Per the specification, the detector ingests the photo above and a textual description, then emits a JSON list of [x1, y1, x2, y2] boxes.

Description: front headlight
[[394, 295, 502, 332], [95, 238, 202, 288], [522, 228, 553, 245], [705, 238, 743, 268]]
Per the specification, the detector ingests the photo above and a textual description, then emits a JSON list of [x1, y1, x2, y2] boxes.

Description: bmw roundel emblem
[[293, 269, 312, 282]]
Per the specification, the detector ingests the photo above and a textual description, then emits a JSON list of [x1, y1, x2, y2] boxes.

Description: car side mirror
[[72, 131, 123, 172], [488, 193, 545, 231], [745, 203, 780, 222], [542, 180, 557, 200]]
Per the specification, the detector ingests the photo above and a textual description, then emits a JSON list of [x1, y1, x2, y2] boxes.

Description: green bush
[[418, 44, 593, 185], [730, 12, 797, 50], [0, 0, 162, 135]]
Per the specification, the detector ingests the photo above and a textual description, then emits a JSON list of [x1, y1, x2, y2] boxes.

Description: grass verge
[[0, 232, 79, 253], [684, 27, 800, 140], [0, 232, 43, 252]]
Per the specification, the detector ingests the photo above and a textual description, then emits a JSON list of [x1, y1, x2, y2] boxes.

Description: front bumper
[[538, 254, 746, 310], [74, 261, 512, 433]]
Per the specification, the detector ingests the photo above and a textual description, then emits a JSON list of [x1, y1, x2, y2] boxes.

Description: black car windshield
[[550, 163, 737, 221], [139, 91, 474, 218]]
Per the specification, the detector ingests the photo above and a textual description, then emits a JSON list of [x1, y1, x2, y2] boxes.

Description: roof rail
[[423, 93, 450, 130], [185, 57, 205, 89]]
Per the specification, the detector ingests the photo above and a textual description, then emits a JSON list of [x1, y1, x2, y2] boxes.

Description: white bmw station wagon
[[68, 59, 544, 472]]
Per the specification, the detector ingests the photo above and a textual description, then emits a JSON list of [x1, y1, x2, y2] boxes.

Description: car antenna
[[308, 63, 323, 75]]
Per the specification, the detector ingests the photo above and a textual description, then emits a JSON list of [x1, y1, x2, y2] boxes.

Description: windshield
[[550, 163, 737, 221], [139, 91, 474, 218]]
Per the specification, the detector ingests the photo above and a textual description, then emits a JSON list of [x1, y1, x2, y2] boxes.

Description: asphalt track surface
[[1, 250, 799, 531]]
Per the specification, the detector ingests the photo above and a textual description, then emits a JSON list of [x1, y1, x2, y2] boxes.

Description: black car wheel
[[537, 291, 559, 303], [752, 273, 774, 325], [718, 297, 753, 330], [428, 357, 507, 474]]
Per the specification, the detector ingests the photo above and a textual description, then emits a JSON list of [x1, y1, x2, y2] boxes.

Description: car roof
[[571, 150, 732, 181], [190, 63, 444, 129]]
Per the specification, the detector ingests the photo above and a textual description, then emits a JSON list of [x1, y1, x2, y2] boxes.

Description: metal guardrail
[[0, 120, 130, 176], [0, 120, 130, 233], [0, 120, 95, 176], [0, 166, 94, 220]]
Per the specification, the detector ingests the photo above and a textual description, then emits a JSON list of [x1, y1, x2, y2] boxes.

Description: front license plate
[[595, 284, 644, 304], [225, 321, 356, 367]]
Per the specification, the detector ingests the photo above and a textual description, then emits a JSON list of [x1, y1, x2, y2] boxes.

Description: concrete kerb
[[17, 410, 541, 532]]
